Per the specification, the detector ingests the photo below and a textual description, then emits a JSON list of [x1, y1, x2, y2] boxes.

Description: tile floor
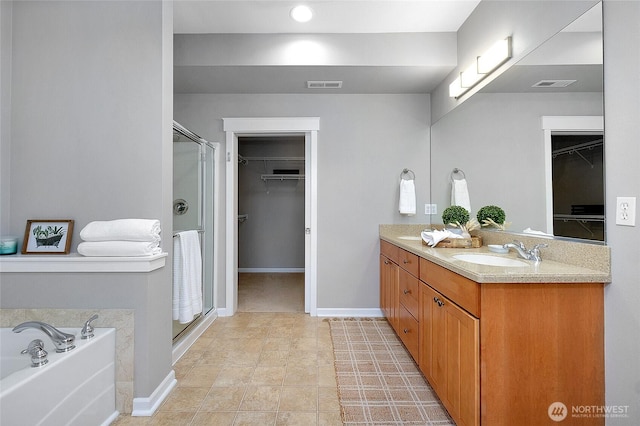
[[238, 273, 305, 313], [113, 312, 342, 425]]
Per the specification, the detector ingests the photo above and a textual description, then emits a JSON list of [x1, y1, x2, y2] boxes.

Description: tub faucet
[[503, 240, 548, 262], [12, 321, 76, 352]]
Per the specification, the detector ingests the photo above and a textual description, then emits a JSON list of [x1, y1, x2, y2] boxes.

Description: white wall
[[174, 93, 431, 310], [602, 1, 640, 423]]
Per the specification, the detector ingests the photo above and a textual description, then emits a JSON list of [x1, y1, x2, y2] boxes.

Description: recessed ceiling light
[[290, 5, 313, 23]]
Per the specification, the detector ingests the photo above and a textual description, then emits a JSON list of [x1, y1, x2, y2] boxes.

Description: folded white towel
[[451, 178, 471, 213], [80, 219, 161, 243], [399, 179, 416, 215], [172, 231, 202, 324], [523, 228, 553, 237], [421, 229, 463, 247], [77, 241, 162, 257]]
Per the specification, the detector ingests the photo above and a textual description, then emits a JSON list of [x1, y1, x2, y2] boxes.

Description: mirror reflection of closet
[[552, 132, 604, 241]]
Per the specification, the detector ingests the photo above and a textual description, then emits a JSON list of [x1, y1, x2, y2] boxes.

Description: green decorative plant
[[442, 206, 470, 227], [477, 205, 510, 230]]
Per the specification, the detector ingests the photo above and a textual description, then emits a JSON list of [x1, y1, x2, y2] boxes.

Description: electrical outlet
[[616, 197, 636, 226], [424, 204, 437, 215]]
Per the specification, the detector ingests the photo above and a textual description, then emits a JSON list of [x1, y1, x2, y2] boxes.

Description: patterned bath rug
[[328, 318, 454, 425]]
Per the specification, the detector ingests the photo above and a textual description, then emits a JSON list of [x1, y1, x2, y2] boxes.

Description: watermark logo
[[548, 402, 568, 422], [548, 402, 630, 421]]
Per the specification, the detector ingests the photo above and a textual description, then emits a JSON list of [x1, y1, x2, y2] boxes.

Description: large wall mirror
[[430, 2, 604, 243]]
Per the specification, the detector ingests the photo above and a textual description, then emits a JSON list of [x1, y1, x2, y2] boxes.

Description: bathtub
[[0, 327, 117, 426]]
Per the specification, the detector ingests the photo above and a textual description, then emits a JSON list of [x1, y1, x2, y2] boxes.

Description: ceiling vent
[[532, 80, 577, 88], [307, 80, 343, 89]]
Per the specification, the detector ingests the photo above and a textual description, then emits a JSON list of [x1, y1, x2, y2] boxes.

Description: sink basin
[[397, 236, 422, 241], [452, 254, 529, 267]]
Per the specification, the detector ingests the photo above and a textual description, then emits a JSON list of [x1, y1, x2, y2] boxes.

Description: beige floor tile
[[276, 411, 317, 426], [233, 411, 278, 425], [213, 366, 255, 386], [191, 411, 237, 426], [158, 387, 208, 412], [147, 410, 196, 425], [279, 386, 317, 411], [318, 411, 342, 426], [179, 365, 222, 387], [239, 385, 281, 411], [251, 366, 286, 385], [257, 350, 290, 367], [200, 387, 246, 412], [284, 365, 318, 386], [318, 366, 337, 387], [318, 387, 340, 412]]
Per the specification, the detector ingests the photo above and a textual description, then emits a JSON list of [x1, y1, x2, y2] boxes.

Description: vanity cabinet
[[379, 239, 605, 426], [420, 260, 479, 426], [380, 240, 420, 358]]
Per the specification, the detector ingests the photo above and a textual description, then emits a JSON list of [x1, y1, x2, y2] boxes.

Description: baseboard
[[238, 268, 305, 273], [316, 308, 385, 318], [131, 370, 177, 417], [172, 310, 218, 364]]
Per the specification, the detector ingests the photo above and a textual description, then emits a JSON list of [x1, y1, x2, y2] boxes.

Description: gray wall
[[603, 1, 640, 422], [0, 1, 174, 399], [238, 137, 305, 270], [431, 92, 603, 231], [174, 93, 431, 310], [431, 0, 598, 122]]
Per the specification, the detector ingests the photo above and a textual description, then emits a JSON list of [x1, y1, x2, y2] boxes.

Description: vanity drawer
[[399, 268, 419, 320], [397, 304, 419, 360], [380, 240, 399, 264], [398, 249, 419, 277], [420, 258, 480, 318]]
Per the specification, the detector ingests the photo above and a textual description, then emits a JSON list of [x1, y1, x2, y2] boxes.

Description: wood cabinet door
[[380, 254, 399, 331], [442, 296, 479, 426], [420, 283, 479, 426]]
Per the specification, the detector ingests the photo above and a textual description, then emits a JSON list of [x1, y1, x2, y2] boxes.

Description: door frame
[[542, 115, 604, 234], [223, 117, 319, 316]]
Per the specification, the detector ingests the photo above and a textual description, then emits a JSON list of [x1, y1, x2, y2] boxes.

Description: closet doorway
[[542, 116, 605, 241], [223, 117, 319, 317], [237, 136, 306, 312]]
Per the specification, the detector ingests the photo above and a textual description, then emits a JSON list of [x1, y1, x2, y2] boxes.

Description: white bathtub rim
[[0, 327, 115, 396]]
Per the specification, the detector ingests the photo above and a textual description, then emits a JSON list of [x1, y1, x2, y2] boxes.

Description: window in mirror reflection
[[552, 132, 604, 241]]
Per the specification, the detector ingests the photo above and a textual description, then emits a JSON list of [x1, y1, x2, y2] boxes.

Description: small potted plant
[[441, 206, 480, 238], [477, 205, 510, 230]]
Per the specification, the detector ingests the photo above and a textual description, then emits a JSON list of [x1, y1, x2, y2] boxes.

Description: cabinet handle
[[433, 297, 444, 307], [384, 260, 389, 265], [403, 259, 410, 264], [403, 289, 410, 295], [403, 328, 409, 334]]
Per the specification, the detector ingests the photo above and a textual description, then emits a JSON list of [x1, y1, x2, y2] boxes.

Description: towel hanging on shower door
[[172, 230, 202, 324]]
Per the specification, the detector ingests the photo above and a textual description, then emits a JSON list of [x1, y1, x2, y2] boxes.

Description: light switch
[[616, 197, 636, 226]]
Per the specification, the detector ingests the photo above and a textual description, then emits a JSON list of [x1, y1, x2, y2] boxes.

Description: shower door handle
[[305, 228, 311, 234]]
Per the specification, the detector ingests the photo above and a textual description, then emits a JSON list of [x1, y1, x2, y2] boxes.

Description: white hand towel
[[172, 231, 202, 324], [80, 219, 161, 243], [399, 179, 416, 215], [77, 241, 162, 257], [421, 229, 463, 247], [451, 179, 471, 213]]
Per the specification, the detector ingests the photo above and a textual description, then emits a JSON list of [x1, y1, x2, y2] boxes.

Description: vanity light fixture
[[449, 36, 512, 99], [290, 5, 313, 23]]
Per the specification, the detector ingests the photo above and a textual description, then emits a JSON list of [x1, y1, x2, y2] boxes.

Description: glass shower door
[[172, 124, 215, 341]]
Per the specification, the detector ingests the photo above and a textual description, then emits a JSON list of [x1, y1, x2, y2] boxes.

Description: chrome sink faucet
[[503, 240, 548, 262], [13, 321, 76, 352]]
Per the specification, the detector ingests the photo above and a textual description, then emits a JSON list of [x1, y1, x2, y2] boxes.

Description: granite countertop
[[380, 225, 611, 284]]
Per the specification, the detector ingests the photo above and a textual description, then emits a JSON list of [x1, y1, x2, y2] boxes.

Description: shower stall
[[172, 121, 217, 342]]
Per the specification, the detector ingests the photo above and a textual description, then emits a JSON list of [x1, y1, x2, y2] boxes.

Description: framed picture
[[22, 219, 74, 255]]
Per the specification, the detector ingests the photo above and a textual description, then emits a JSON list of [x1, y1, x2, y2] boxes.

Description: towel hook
[[400, 168, 415, 180], [450, 168, 466, 183]]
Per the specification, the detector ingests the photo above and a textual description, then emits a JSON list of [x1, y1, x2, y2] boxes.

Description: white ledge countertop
[[0, 252, 168, 273], [380, 225, 611, 284]]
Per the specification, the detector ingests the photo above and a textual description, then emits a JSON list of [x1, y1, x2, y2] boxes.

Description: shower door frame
[[224, 117, 319, 316]]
